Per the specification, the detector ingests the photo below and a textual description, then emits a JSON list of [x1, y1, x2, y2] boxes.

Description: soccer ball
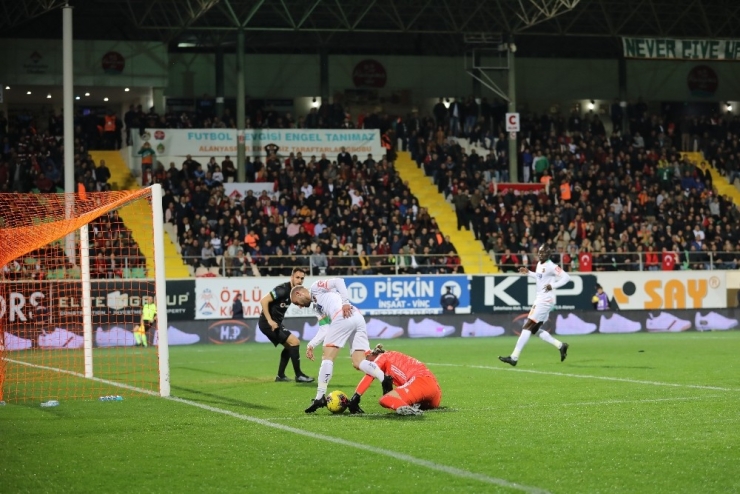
[[326, 390, 349, 414]]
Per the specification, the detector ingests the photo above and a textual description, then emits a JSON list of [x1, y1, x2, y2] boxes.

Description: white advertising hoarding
[[135, 128, 384, 160]]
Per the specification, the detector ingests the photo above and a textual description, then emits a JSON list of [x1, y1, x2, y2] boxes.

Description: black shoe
[[559, 342, 569, 362], [498, 356, 518, 367], [381, 375, 394, 395], [348, 392, 364, 414], [275, 375, 292, 382], [296, 375, 315, 383], [304, 396, 327, 414]]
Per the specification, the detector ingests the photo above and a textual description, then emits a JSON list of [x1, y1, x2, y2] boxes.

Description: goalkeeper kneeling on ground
[[347, 344, 442, 416]]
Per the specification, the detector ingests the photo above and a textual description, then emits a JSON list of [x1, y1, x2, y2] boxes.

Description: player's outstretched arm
[[348, 375, 374, 414], [307, 324, 328, 352], [519, 266, 537, 279]]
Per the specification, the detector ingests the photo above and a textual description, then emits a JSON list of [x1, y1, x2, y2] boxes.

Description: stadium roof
[[1, 0, 739, 57]]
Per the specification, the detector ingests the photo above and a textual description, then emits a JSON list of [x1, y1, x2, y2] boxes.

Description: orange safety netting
[[0, 190, 159, 403]]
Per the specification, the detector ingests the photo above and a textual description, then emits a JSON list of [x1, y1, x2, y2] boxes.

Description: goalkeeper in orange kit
[[347, 344, 442, 416]]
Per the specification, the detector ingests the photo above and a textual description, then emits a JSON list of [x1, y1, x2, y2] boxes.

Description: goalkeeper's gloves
[[348, 392, 364, 414], [381, 375, 394, 395]]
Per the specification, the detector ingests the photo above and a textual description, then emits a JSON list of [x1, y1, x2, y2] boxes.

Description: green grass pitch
[[2, 332, 740, 493]]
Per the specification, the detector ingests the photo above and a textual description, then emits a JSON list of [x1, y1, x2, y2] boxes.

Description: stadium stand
[[0, 112, 151, 280], [3, 101, 740, 277]]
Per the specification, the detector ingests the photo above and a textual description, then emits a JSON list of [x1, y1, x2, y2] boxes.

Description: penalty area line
[[4, 357, 550, 494]]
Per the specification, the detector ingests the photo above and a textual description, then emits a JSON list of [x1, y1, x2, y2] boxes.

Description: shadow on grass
[[345, 406, 456, 420], [171, 385, 276, 411]]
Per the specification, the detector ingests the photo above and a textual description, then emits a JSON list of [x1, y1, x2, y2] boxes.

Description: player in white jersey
[[499, 245, 571, 366], [290, 278, 388, 413]]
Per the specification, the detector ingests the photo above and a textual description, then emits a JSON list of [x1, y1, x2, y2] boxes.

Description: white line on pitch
[[505, 394, 727, 409], [428, 362, 740, 392], [4, 357, 550, 494]]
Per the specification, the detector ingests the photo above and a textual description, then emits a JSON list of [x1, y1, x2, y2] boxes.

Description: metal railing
[[180, 253, 467, 277], [493, 251, 740, 273], [180, 251, 740, 277], [4, 251, 737, 280]]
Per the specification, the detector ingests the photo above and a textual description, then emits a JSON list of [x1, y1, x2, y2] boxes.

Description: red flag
[[662, 252, 676, 271], [578, 252, 592, 272]]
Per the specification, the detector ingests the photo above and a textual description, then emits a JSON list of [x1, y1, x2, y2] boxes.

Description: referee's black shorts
[[257, 320, 291, 347]]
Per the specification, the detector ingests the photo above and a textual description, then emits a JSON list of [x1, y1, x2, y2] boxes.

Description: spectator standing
[[95, 160, 111, 191], [232, 293, 244, 319], [137, 142, 156, 185], [592, 284, 610, 310]]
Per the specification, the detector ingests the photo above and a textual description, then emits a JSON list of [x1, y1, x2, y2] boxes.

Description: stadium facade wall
[[2, 38, 738, 113], [0, 39, 168, 88], [165, 53, 740, 108]]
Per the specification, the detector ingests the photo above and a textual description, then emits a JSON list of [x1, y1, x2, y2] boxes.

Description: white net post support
[[80, 224, 93, 378], [150, 184, 170, 397]]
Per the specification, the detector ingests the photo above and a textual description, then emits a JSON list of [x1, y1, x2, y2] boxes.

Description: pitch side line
[[4, 357, 550, 494], [429, 362, 740, 392]]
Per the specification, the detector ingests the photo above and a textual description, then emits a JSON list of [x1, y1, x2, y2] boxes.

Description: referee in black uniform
[[258, 266, 314, 382]]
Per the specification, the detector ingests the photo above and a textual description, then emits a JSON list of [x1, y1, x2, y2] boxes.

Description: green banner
[[623, 37, 740, 60]]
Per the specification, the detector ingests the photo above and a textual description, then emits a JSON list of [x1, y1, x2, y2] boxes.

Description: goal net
[[0, 185, 169, 403]]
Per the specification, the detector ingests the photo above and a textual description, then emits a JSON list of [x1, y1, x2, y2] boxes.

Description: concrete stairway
[[681, 151, 740, 204], [88, 151, 190, 278], [394, 151, 498, 274]]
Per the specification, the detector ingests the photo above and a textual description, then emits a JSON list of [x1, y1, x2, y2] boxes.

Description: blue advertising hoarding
[[344, 275, 471, 315]]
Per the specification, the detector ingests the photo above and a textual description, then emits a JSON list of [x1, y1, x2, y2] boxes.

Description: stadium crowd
[[0, 110, 146, 279], [159, 150, 464, 277], [2, 96, 740, 279]]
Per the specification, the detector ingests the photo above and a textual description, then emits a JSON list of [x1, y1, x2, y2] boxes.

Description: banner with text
[[623, 37, 740, 60], [222, 183, 278, 201], [194, 275, 471, 319], [136, 128, 384, 160], [0, 280, 195, 324], [343, 275, 470, 315], [471, 271, 727, 313], [194, 276, 323, 320]]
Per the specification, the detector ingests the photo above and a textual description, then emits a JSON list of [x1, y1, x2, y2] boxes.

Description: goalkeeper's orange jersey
[[374, 351, 435, 386]]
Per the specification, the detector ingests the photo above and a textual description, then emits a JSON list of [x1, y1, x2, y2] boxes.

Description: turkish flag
[[579, 252, 592, 272], [662, 252, 676, 271]]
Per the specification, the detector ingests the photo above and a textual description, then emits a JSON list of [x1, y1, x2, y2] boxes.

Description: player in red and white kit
[[347, 344, 442, 416], [290, 278, 387, 413], [499, 244, 570, 366]]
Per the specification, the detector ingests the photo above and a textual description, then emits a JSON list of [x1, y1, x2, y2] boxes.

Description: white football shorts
[[528, 296, 555, 323], [324, 310, 370, 355]]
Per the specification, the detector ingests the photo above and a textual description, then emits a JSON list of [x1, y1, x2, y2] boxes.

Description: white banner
[[135, 128, 384, 159], [591, 271, 726, 310], [195, 277, 324, 320], [222, 183, 278, 201]]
